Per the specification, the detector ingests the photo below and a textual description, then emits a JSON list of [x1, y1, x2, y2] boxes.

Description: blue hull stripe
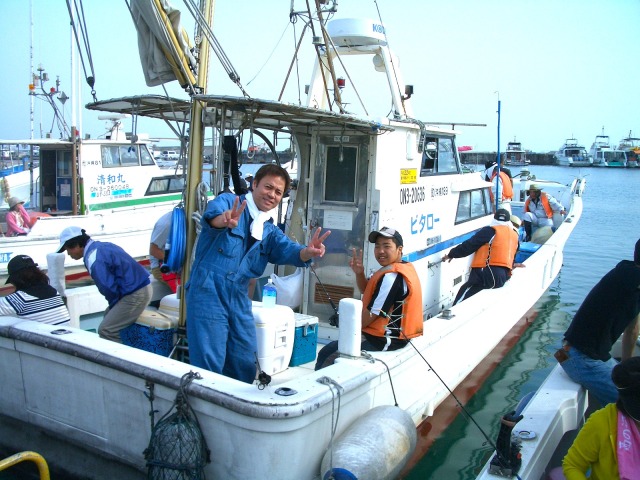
[[403, 229, 480, 263]]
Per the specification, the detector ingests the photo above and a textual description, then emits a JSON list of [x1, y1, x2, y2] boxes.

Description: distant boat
[[589, 129, 626, 167], [0, 117, 183, 277], [554, 137, 592, 167], [618, 131, 640, 168], [503, 139, 530, 167]]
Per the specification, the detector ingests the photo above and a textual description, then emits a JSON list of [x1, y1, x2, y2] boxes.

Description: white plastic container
[[158, 293, 180, 323], [252, 302, 295, 375]]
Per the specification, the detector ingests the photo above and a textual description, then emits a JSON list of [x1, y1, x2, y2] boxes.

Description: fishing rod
[[309, 263, 339, 326], [400, 328, 523, 477]]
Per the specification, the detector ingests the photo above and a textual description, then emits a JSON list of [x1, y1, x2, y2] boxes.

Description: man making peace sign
[[186, 164, 331, 383]]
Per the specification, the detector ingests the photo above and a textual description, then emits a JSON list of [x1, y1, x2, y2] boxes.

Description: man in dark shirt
[[557, 238, 640, 405]]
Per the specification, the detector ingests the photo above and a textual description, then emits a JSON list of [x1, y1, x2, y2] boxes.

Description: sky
[[1, 0, 639, 152]]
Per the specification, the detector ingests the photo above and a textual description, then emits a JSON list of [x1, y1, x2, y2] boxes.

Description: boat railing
[[0, 451, 50, 480]]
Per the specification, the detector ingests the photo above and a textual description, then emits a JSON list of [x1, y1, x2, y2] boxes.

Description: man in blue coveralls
[[186, 164, 331, 383]]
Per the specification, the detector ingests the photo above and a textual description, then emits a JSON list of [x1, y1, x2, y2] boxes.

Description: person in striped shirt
[[0, 255, 70, 325]]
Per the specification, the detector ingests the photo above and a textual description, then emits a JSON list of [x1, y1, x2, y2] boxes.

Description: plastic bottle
[[262, 279, 277, 307]]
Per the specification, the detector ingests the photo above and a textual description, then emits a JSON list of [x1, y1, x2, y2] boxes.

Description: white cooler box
[[159, 293, 180, 323], [252, 302, 295, 375]]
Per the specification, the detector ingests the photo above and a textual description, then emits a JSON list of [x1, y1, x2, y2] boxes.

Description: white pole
[[30, 0, 34, 139], [71, 3, 78, 133]]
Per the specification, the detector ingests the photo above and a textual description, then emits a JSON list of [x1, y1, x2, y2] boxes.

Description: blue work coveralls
[[185, 193, 308, 383]]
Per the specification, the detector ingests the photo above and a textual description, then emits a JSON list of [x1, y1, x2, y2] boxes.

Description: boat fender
[[320, 405, 417, 480], [337, 298, 362, 357]]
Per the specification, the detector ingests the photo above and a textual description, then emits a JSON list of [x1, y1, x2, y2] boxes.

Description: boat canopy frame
[[87, 94, 395, 136]]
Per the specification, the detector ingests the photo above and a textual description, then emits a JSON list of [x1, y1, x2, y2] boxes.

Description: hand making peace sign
[[213, 196, 247, 229], [300, 227, 331, 262]]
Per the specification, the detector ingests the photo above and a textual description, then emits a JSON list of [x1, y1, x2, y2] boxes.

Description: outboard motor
[[488, 410, 524, 477]]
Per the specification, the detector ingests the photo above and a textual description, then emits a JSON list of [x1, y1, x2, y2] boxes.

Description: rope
[[182, 0, 250, 97], [361, 352, 398, 406], [65, 0, 97, 101], [317, 376, 343, 477]]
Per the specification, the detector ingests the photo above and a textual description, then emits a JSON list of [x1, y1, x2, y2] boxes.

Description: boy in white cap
[[315, 226, 423, 369], [57, 226, 152, 342]]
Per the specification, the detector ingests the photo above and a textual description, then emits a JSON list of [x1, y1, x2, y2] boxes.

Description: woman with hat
[[563, 356, 640, 479], [5, 196, 32, 237], [522, 184, 566, 241], [0, 255, 70, 325]]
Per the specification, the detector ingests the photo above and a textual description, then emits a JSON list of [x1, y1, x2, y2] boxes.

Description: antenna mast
[[30, 0, 34, 139]]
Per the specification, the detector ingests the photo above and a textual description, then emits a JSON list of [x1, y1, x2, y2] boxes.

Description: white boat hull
[[0, 193, 583, 479], [0, 200, 176, 277]]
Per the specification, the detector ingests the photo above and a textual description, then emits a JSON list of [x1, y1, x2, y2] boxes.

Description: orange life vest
[[489, 170, 513, 202], [362, 262, 423, 340], [525, 193, 553, 218], [471, 225, 519, 269]]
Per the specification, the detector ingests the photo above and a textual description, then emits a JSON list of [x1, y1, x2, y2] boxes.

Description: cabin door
[[39, 147, 72, 213], [304, 134, 370, 326]]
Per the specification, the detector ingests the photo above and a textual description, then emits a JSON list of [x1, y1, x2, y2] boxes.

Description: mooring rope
[[317, 376, 344, 477]]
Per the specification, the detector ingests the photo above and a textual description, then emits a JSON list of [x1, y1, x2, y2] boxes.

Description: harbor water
[[406, 165, 640, 479]]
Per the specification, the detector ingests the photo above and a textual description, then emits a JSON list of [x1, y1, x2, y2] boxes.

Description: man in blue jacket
[[187, 164, 330, 383], [57, 226, 152, 342]]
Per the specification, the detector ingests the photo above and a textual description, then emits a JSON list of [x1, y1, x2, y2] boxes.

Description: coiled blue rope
[[166, 206, 186, 273]]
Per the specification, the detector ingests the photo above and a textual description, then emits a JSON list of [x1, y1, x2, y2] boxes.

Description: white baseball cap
[[57, 226, 86, 253]]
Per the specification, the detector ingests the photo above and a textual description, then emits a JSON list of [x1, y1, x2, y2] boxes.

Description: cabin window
[[119, 146, 139, 166], [101, 145, 148, 167], [102, 146, 120, 167], [145, 176, 185, 195], [140, 146, 155, 166], [57, 151, 73, 177], [420, 136, 459, 176], [455, 188, 492, 224], [324, 145, 357, 203]]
